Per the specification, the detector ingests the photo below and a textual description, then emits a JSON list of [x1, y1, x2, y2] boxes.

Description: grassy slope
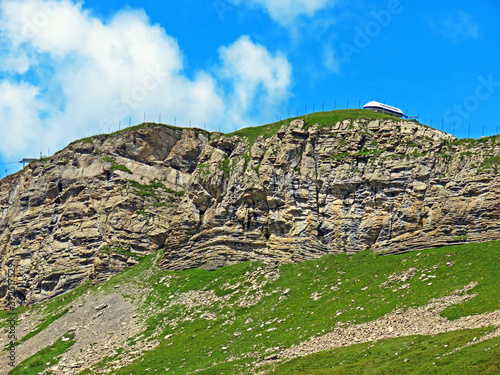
[[270, 328, 500, 375], [225, 109, 408, 145], [22, 240, 492, 374], [10, 332, 75, 375]]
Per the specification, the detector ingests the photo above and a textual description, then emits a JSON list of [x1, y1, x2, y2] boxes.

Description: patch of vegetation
[[218, 155, 232, 179], [101, 243, 145, 261], [225, 109, 405, 146], [129, 179, 184, 202], [303, 109, 405, 131], [70, 137, 94, 146], [453, 235, 468, 242], [410, 151, 426, 158], [448, 138, 477, 147], [111, 164, 133, 174], [331, 152, 351, 160], [16, 308, 70, 345], [9, 332, 75, 375], [356, 147, 372, 156], [269, 327, 500, 375], [0, 279, 94, 341], [153, 202, 168, 207], [195, 163, 211, 177], [355, 148, 386, 157], [241, 152, 251, 171], [447, 135, 500, 151], [440, 153, 453, 161], [459, 151, 475, 160], [226, 121, 285, 146], [103, 157, 133, 175], [480, 156, 500, 171]]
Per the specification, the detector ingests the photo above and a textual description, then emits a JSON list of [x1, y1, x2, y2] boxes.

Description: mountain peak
[[1, 110, 499, 306]]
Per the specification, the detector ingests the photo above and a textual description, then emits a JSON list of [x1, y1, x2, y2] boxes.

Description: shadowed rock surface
[[1, 114, 500, 306]]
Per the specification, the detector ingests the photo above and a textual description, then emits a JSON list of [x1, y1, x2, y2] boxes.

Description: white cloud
[[429, 10, 479, 43], [0, 39, 32, 74], [0, 81, 45, 157], [0, 0, 292, 161], [323, 44, 340, 73], [230, 0, 334, 25], [218, 36, 292, 125]]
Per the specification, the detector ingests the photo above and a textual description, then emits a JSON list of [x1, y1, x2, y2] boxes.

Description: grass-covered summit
[[225, 108, 412, 145]]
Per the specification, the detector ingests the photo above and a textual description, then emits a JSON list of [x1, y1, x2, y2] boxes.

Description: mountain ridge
[[1, 109, 500, 307]]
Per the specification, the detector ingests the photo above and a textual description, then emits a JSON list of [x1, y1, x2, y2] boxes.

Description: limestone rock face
[[1, 119, 500, 306]]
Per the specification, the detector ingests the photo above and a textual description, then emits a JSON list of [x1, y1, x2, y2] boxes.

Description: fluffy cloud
[[230, 0, 334, 25], [0, 0, 292, 162], [0, 81, 45, 157], [218, 36, 292, 124]]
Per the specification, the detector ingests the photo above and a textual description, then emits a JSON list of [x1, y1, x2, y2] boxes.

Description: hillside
[[1, 240, 499, 374], [2, 109, 500, 308]]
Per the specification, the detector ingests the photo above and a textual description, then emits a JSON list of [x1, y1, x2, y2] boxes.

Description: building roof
[[363, 101, 404, 116]]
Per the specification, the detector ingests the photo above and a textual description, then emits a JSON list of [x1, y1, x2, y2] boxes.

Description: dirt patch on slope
[[0, 293, 142, 374]]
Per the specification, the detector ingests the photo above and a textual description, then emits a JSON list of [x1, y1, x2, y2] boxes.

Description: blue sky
[[1, 0, 499, 176]]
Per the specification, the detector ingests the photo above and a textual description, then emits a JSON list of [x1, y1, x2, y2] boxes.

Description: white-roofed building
[[363, 101, 404, 117]]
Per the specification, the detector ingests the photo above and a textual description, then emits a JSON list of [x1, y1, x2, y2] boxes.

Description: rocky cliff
[[2, 110, 500, 306]]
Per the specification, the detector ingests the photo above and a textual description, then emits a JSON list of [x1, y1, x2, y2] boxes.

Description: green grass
[[71, 240, 500, 374], [269, 327, 500, 375], [10, 239, 500, 375], [301, 109, 405, 130], [102, 243, 145, 260], [110, 164, 133, 174], [0, 307, 27, 329], [196, 163, 211, 176], [128, 179, 184, 202], [16, 308, 70, 345], [102, 157, 115, 163], [225, 109, 404, 146], [70, 122, 211, 148], [219, 155, 232, 179], [481, 156, 500, 170], [226, 121, 285, 146], [0, 280, 94, 345], [9, 332, 75, 375], [102, 157, 133, 174], [331, 152, 350, 160]]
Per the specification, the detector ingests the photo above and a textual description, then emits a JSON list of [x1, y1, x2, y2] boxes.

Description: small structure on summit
[[363, 101, 404, 118], [19, 158, 38, 168]]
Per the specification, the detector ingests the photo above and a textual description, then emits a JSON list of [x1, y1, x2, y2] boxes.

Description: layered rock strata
[[1, 117, 500, 306]]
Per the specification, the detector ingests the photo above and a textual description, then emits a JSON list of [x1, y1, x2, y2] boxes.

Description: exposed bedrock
[[1, 118, 499, 306]]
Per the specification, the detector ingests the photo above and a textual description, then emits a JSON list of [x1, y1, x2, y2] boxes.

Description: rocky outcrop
[[1, 116, 500, 306]]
